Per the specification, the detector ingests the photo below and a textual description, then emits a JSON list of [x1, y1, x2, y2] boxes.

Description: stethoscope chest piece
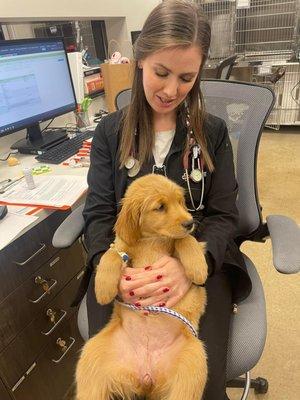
[[127, 159, 141, 177], [125, 156, 136, 170], [190, 168, 202, 183]]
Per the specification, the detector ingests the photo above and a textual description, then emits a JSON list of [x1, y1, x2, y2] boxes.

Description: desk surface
[[0, 126, 90, 246]]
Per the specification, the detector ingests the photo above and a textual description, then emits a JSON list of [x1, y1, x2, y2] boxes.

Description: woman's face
[[139, 45, 203, 119]]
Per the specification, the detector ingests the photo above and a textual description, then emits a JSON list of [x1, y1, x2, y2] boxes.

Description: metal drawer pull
[[29, 277, 57, 303], [41, 309, 67, 336], [15, 243, 46, 266], [52, 337, 75, 364], [12, 375, 25, 392], [50, 256, 60, 267]]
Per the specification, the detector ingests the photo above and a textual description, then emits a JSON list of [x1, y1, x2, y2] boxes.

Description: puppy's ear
[[114, 197, 141, 245]]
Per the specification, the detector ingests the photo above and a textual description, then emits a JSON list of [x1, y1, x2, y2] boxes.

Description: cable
[[0, 149, 18, 162], [40, 118, 54, 134]]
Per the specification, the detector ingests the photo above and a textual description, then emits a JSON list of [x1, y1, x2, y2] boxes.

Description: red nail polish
[[159, 302, 166, 307], [156, 274, 163, 280], [145, 266, 152, 271], [125, 276, 131, 281], [144, 311, 149, 316], [163, 287, 170, 293], [129, 291, 134, 296], [135, 302, 141, 307]]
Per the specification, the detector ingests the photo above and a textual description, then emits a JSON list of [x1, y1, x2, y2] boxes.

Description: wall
[[0, 0, 161, 44]]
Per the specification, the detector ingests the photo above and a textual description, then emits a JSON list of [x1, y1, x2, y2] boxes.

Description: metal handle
[[52, 337, 75, 364], [15, 243, 46, 266], [41, 309, 67, 336], [28, 278, 57, 303]]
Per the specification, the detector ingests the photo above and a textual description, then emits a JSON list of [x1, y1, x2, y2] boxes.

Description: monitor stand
[[11, 123, 68, 155]]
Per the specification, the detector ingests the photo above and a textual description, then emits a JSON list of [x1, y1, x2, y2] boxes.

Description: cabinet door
[[10, 314, 83, 400], [0, 378, 11, 400]]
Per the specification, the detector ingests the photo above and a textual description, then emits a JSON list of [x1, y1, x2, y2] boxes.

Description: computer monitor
[[0, 37, 77, 154]]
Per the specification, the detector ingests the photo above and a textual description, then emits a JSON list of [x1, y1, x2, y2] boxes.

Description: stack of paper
[[0, 175, 88, 210]]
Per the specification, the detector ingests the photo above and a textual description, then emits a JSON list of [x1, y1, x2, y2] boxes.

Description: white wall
[[0, 0, 161, 43]]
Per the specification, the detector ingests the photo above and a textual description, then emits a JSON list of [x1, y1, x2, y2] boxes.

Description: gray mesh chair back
[[115, 88, 132, 111], [201, 80, 275, 238]]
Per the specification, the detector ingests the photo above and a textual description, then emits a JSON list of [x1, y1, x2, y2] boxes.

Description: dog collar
[[116, 299, 198, 337], [109, 243, 130, 264]]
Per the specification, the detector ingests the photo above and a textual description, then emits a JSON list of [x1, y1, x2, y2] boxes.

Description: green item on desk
[[32, 165, 52, 175], [80, 97, 92, 112]]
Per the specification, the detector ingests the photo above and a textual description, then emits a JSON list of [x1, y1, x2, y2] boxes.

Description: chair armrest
[[266, 215, 300, 274], [52, 204, 85, 248]]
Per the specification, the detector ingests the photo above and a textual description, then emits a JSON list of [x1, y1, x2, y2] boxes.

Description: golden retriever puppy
[[76, 174, 208, 400]]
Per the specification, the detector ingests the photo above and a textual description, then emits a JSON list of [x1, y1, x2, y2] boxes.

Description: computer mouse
[[0, 205, 8, 220]]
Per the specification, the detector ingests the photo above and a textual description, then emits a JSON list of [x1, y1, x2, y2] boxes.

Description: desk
[[0, 133, 89, 399]]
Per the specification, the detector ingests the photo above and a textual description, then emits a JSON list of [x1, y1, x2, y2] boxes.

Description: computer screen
[[0, 37, 77, 152]]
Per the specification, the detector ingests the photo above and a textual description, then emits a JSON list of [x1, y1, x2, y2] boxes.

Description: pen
[[0, 176, 24, 193], [0, 178, 11, 185]]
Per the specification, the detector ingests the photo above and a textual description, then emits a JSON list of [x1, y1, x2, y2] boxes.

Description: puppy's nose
[[182, 219, 194, 231]]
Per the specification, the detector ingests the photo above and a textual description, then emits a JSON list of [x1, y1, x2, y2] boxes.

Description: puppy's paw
[[95, 250, 123, 305], [175, 237, 208, 285]]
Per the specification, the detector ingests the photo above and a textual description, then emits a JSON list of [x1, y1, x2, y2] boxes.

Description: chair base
[[227, 376, 269, 394]]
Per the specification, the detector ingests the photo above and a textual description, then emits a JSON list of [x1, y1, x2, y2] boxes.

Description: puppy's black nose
[[182, 219, 194, 231]]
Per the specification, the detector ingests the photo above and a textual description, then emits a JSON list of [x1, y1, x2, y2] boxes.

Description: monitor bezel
[[0, 36, 77, 138]]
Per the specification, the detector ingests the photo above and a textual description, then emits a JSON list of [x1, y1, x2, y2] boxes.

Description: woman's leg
[[198, 270, 233, 400]]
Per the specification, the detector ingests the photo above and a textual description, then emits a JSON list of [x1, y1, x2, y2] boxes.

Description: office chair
[[52, 80, 300, 399], [215, 55, 238, 80]]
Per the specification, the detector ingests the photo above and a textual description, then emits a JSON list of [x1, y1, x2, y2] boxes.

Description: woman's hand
[[118, 256, 191, 309]]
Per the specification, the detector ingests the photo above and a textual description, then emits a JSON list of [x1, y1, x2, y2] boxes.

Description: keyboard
[[35, 131, 94, 164]]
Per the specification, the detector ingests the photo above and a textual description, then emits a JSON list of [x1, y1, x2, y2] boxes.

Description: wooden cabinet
[[0, 210, 85, 399]]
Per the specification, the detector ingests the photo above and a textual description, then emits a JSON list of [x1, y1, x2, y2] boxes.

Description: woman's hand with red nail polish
[[118, 257, 190, 309]]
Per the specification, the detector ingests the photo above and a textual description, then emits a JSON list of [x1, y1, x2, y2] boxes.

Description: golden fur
[[76, 174, 208, 400]]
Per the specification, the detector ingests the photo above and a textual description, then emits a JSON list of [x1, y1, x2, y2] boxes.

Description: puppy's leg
[[76, 331, 142, 400], [95, 248, 123, 305], [174, 236, 207, 285], [151, 337, 207, 400]]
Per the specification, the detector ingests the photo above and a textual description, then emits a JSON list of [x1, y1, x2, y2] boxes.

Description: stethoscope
[[124, 123, 205, 212]]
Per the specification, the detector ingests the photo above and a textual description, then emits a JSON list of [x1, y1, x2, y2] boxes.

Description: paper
[[7, 205, 41, 216], [0, 213, 38, 250], [0, 175, 88, 209]]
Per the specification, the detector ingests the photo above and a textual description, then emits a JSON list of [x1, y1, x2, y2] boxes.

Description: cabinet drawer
[[0, 269, 85, 389], [8, 314, 83, 400], [0, 210, 70, 303], [0, 240, 85, 352]]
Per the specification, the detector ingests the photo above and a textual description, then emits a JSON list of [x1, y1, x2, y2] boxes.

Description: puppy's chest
[[128, 241, 174, 267]]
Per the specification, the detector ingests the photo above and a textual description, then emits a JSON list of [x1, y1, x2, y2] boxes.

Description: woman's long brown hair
[[119, 0, 214, 172]]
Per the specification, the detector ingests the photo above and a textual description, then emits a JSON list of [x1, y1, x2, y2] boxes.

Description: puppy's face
[[115, 174, 194, 245]]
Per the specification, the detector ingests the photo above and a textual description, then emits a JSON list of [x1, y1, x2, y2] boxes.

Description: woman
[[83, 1, 252, 399]]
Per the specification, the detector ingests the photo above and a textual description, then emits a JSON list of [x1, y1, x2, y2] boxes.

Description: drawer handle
[[41, 309, 67, 336], [28, 277, 57, 303], [52, 337, 75, 364], [15, 243, 46, 266]]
